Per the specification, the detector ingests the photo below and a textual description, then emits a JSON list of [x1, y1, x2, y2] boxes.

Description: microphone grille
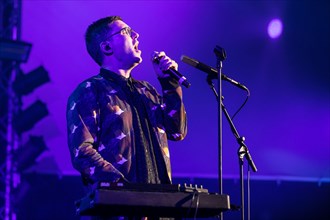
[[181, 55, 198, 67]]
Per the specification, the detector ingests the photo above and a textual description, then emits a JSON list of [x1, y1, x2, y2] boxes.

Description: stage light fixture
[[14, 135, 47, 172], [0, 39, 32, 63], [13, 66, 50, 96], [268, 18, 283, 39], [13, 100, 49, 134]]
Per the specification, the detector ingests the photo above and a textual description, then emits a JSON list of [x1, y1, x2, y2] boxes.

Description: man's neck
[[101, 65, 131, 78]]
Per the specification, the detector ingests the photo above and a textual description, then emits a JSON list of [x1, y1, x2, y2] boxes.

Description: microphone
[[152, 54, 191, 88], [181, 55, 248, 91]]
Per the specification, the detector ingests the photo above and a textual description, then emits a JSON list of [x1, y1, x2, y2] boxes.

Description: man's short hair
[[85, 16, 122, 66]]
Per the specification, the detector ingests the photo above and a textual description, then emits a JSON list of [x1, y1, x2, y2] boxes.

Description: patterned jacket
[[66, 69, 187, 185]]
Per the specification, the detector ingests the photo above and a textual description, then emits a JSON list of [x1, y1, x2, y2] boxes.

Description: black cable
[[185, 190, 198, 220], [193, 191, 200, 220], [231, 88, 250, 120]]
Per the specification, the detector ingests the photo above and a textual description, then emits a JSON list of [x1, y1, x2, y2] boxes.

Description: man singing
[[66, 15, 187, 203]]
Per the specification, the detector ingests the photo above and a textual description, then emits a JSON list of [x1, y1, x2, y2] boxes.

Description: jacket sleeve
[[66, 80, 125, 185], [158, 77, 187, 141]]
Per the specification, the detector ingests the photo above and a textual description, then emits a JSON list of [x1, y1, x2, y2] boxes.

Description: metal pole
[[3, 0, 22, 219]]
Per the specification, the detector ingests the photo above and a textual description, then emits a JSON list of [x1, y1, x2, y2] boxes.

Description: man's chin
[[133, 56, 142, 64], [129, 56, 142, 70]]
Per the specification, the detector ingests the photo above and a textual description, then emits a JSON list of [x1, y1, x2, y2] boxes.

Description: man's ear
[[100, 41, 113, 55]]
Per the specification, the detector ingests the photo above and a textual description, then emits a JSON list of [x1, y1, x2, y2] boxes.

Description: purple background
[[19, 1, 329, 182]]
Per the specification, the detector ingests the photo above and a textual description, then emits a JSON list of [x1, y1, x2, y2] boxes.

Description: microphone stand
[[207, 46, 257, 220], [214, 46, 226, 220]]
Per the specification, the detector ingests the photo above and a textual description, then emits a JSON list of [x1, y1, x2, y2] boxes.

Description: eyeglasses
[[107, 27, 133, 39]]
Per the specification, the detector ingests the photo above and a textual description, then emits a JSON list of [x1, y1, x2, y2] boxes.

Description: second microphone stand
[[207, 46, 257, 220]]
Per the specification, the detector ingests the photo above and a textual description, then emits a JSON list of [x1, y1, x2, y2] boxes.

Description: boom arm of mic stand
[[221, 104, 258, 172], [207, 75, 219, 101], [205, 79, 258, 173], [205, 76, 258, 175]]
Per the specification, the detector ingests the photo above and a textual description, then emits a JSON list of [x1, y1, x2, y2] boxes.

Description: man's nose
[[131, 30, 139, 39]]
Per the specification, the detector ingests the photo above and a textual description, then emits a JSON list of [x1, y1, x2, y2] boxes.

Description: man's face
[[107, 20, 142, 69]]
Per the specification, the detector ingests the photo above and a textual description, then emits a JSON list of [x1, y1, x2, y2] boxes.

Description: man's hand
[[151, 51, 178, 78]]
